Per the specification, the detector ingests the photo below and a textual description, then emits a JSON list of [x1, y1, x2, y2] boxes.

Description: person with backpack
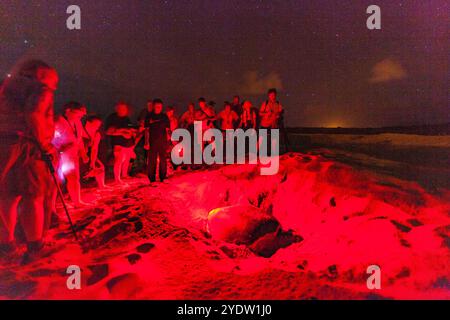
[[0, 60, 59, 258]]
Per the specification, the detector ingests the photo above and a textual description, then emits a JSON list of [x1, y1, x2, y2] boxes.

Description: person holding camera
[[0, 60, 58, 258]]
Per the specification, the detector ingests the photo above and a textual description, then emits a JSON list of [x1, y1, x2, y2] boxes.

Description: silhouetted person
[[146, 99, 170, 183], [166, 106, 180, 170], [135, 100, 153, 173], [231, 95, 243, 117], [138, 100, 153, 128], [0, 60, 58, 259]]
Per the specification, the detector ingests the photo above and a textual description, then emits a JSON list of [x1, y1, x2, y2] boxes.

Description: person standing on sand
[[259, 88, 283, 155], [217, 102, 239, 158], [105, 102, 137, 184], [179, 102, 197, 168], [81, 115, 110, 190], [138, 100, 153, 128], [240, 100, 257, 130], [0, 60, 58, 259], [196, 97, 216, 130], [231, 95, 243, 128], [138, 99, 153, 149], [132, 100, 153, 174], [166, 106, 179, 133], [52, 102, 90, 207], [179, 102, 196, 129], [259, 88, 283, 129], [146, 99, 170, 183], [218, 101, 239, 131], [166, 106, 180, 170], [194, 98, 217, 165]]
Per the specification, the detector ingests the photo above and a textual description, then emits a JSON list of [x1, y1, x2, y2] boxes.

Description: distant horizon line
[[286, 122, 450, 130]]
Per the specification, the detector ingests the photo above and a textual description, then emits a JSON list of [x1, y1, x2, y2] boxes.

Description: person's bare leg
[[113, 147, 124, 183], [66, 173, 88, 206], [20, 196, 45, 242], [43, 186, 57, 235], [66, 174, 80, 204], [121, 149, 131, 179], [93, 161, 110, 189], [0, 196, 21, 243], [95, 171, 109, 189]]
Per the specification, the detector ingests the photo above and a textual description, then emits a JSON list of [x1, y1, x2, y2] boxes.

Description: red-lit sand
[[0, 152, 449, 299]]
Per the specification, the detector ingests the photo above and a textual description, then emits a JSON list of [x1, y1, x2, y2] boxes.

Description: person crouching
[[81, 115, 110, 190]]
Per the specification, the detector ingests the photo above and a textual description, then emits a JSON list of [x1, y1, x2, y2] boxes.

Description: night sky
[[0, 0, 448, 127]]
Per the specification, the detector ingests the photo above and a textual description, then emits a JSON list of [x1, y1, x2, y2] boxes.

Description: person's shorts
[[113, 145, 135, 160], [0, 137, 52, 198], [58, 151, 80, 180]]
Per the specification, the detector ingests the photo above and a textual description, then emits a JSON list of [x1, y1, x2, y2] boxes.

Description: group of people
[[177, 93, 283, 132], [103, 90, 284, 184], [0, 60, 285, 261]]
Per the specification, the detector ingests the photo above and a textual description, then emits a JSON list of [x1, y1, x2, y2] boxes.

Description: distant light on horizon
[[323, 120, 348, 128]]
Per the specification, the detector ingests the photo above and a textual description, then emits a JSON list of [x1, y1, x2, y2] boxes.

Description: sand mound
[[0, 152, 449, 299]]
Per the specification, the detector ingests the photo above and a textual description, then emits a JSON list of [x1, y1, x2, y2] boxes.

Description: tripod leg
[[48, 168, 78, 241]]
